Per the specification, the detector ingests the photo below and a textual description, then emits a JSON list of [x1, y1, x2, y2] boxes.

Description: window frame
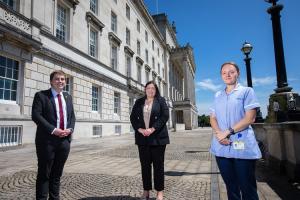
[[114, 92, 121, 115], [111, 11, 117, 33], [126, 27, 131, 46], [111, 44, 118, 70], [89, 27, 98, 58], [137, 19, 140, 32], [0, 55, 19, 103], [90, 0, 98, 15], [55, 2, 70, 42], [126, 4, 130, 20]]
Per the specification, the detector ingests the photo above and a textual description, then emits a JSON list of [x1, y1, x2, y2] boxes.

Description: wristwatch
[[228, 127, 235, 135]]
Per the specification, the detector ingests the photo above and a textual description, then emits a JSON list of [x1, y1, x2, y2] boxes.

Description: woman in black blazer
[[130, 81, 169, 200]]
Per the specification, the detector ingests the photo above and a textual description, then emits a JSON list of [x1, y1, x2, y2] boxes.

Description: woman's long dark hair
[[145, 81, 161, 98]]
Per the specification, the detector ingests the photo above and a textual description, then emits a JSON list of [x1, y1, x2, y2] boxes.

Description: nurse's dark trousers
[[216, 156, 259, 200]]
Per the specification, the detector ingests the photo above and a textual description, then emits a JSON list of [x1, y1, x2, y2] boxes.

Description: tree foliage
[[198, 114, 210, 127]]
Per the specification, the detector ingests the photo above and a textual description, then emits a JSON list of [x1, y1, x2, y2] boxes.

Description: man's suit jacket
[[32, 89, 76, 143], [130, 96, 169, 146]]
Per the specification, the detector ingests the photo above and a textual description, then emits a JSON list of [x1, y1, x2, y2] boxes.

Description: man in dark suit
[[32, 70, 76, 200]]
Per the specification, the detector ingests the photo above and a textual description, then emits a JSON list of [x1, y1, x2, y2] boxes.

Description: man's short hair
[[50, 70, 66, 81]]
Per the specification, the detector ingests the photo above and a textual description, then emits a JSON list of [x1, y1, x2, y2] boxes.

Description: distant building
[[0, 0, 197, 147]]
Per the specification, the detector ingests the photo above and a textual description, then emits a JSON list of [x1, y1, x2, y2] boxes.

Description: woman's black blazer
[[130, 96, 170, 146]]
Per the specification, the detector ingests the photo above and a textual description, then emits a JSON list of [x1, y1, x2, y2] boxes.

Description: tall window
[[126, 4, 130, 20], [111, 45, 118, 70], [162, 68, 165, 79], [152, 57, 155, 70], [137, 19, 140, 32], [129, 97, 134, 114], [56, 4, 67, 41], [92, 86, 99, 111], [114, 92, 120, 114], [111, 11, 117, 33], [90, 0, 98, 14], [152, 40, 154, 50], [137, 40, 141, 56], [89, 29, 97, 57], [145, 49, 148, 63], [158, 63, 160, 74], [145, 70, 149, 83], [137, 63, 142, 83], [126, 55, 131, 77], [63, 76, 73, 94], [157, 48, 160, 56], [145, 30, 148, 42], [126, 28, 130, 45], [0, 0, 15, 10], [0, 55, 18, 101]]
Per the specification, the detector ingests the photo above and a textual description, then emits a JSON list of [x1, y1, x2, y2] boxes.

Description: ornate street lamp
[[265, 0, 292, 93], [241, 41, 253, 88], [265, 0, 300, 122]]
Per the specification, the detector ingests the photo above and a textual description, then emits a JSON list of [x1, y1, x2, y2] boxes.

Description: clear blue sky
[[144, 0, 300, 117]]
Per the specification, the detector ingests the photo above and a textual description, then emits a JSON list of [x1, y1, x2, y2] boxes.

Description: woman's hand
[[138, 128, 147, 136], [215, 130, 230, 142], [219, 138, 231, 145], [144, 128, 155, 136], [138, 128, 155, 137]]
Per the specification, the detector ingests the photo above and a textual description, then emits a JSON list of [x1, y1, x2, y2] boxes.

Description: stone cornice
[[124, 46, 134, 57], [108, 32, 122, 46], [152, 71, 158, 77], [145, 64, 151, 72], [67, 0, 79, 10], [40, 47, 128, 91], [0, 23, 42, 53], [86, 11, 105, 31], [136, 56, 144, 64], [40, 29, 128, 83]]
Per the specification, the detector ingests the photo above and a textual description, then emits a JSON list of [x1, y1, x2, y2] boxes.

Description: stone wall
[[252, 122, 300, 181]]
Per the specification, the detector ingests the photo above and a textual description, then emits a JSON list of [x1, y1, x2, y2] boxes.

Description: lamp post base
[[274, 86, 292, 93], [266, 92, 300, 123]]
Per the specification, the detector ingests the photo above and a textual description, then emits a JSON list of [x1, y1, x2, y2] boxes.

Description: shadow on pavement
[[165, 170, 219, 176], [79, 196, 141, 200], [256, 159, 300, 200]]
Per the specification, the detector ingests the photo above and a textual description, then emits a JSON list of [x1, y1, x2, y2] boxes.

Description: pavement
[[0, 128, 300, 200]]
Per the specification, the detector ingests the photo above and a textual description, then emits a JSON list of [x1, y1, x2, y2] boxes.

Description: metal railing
[[0, 125, 22, 148]]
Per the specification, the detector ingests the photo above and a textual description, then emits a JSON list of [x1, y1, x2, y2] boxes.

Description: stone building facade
[[0, 0, 197, 147]]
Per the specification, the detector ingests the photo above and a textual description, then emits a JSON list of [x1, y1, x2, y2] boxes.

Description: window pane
[[0, 78, 4, 88], [0, 66, 5, 77], [56, 5, 67, 41], [6, 68, 12, 79], [4, 89, 10, 100], [92, 86, 98, 111], [6, 59, 12, 69], [0, 56, 5, 67], [4, 79, 11, 89], [90, 0, 97, 13], [13, 69, 18, 80], [11, 80, 17, 90], [11, 91, 16, 101], [89, 30, 97, 57], [0, 88, 3, 99]]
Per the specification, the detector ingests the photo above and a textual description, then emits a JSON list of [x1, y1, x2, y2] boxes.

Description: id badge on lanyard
[[233, 133, 245, 150]]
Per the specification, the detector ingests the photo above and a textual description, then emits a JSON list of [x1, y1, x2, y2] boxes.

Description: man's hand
[[53, 128, 65, 137], [53, 128, 72, 138]]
